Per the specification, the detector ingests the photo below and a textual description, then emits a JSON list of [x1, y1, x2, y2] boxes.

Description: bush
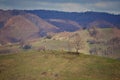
[[22, 44, 32, 50], [87, 40, 96, 44], [45, 35, 52, 39]]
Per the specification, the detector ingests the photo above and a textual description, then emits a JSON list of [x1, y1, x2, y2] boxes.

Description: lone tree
[[71, 33, 84, 53]]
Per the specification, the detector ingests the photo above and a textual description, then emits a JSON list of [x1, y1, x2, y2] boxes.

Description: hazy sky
[[0, 0, 120, 14]]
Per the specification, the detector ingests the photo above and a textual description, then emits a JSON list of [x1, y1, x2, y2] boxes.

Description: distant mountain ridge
[[0, 9, 120, 44], [27, 10, 120, 28], [0, 9, 120, 29]]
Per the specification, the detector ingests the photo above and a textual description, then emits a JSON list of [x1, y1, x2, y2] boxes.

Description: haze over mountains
[[0, 9, 120, 44], [27, 10, 120, 28]]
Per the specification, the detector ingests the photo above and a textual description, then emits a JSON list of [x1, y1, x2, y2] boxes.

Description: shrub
[[22, 44, 32, 50]]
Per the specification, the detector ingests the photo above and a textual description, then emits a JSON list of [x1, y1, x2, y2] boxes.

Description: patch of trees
[[106, 37, 120, 54], [88, 26, 120, 57], [88, 26, 102, 55]]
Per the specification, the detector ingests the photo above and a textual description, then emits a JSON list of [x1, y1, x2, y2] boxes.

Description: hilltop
[[0, 50, 120, 80]]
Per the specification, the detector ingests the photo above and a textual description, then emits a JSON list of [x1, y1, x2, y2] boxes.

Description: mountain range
[[0, 9, 120, 44]]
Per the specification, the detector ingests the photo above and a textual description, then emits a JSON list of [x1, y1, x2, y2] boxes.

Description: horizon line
[[0, 9, 119, 15]]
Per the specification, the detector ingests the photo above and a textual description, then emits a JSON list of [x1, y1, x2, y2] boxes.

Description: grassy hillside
[[0, 50, 120, 80]]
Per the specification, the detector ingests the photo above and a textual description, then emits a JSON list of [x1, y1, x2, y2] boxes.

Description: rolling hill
[[23, 13, 59, 36], [0, 15, 39, 43], [0, 9, 120, 30], [0, 50, 120, 80], [0, 9, 120, 44], [0, 14, 59, 43], [0, 9, 120, 80], [0, 13, 60, 44]]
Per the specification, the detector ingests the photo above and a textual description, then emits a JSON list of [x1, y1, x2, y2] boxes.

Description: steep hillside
[[0, 10, 25, 29], [0, 13, 61, 44], [47, 19, 82, 32], [23, 13, 59, 36], [0, 15, 39, 43]]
